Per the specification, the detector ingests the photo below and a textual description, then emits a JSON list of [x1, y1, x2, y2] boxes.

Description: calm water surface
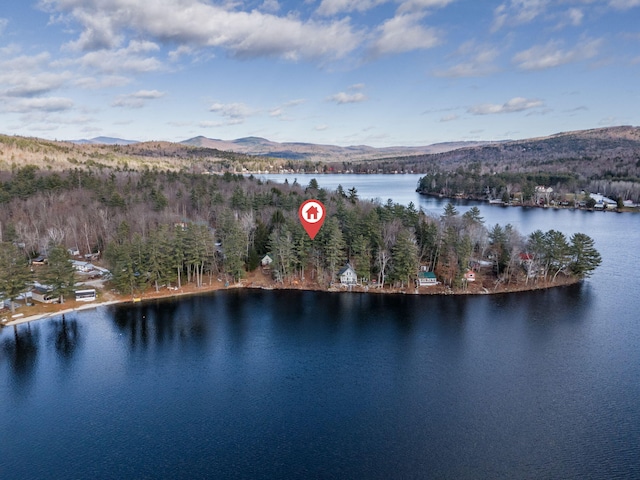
[[2, 175, 639, 479]]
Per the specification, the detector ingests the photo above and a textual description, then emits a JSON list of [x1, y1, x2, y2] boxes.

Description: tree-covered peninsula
[[0, 166, 601, 314]]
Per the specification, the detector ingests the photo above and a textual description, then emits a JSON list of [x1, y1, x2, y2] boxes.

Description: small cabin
[[338, 264, 358, 285], [417, 271, 438, 287], [71, 260, 95, 272], [464, 270, 476, 282], [32, 286, 57, 304], [261, 254, 273, 268]]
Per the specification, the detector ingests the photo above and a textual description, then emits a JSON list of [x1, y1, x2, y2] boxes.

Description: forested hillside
[[0, 166, 600, 305], [0, 134, 288, 173]]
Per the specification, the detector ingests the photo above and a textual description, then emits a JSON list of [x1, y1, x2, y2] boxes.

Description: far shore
[[416, 191, 639, 213], [2, 271, 582, 328]]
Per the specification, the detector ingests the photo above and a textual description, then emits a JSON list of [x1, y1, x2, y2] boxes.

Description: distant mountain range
[[43, 125, 640, 178], [71, 136, 139, 145], [179, 136, 490, 162]]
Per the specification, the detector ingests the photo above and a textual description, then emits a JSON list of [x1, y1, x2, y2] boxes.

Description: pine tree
[[41, 243, 76, 303], [218, 214, 246, 282], [569, 233, 602, 278], [544, 230, 572, 281], [0, 242, 32, 313], [319, 217, 346, 281], [391, 229, 419, 288], [351, 234, 371, 282]]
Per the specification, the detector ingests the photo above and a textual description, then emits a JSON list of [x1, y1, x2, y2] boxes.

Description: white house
[[71, 260, 95, 272], [261, 254, 273, 267], [338, 264, 358, 285]]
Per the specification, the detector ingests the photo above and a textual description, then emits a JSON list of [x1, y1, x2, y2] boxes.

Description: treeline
[[416, 167, 640, 204], [0, 166, 600, 300]]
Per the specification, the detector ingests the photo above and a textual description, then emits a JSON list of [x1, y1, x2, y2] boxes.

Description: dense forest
[[416, 166, 640, 205], [0, 166, 601, 312]]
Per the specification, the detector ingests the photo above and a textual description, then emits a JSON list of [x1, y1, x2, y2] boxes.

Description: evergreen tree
[[306, 178, 319, 192], [391, 229, 419, 287], [347, 187, 358, 204], [0, 243, 31, 313], [147, 225, 174, 292], [351, 234, 371, 282], [544, 230, 572, 281], [462, 206, 484, 225], [569, 233, 602, 278], [41, 243, 76, 303], [442, 202, 459, 219], [319, 217, 346, 281], [218, 214, 246, 282]]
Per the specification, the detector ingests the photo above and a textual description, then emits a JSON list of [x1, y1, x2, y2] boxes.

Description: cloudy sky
[[0, 0, 638, 146]]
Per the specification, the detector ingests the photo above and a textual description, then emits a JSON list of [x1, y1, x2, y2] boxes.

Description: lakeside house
[[338, 264, 358, 285], [417, 270, 438, 287], [32, 285, 56, 304], [535, 186, 553, 205], [464, 270, 476, 282], [261, 254, 273, 268], [71, 260, 95, 272]]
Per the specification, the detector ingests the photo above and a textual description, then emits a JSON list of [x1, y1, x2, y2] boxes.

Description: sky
[[0, 0, 639, 147]]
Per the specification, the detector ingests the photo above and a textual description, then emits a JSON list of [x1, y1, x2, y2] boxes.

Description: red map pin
[[298, 199, 326, 239]]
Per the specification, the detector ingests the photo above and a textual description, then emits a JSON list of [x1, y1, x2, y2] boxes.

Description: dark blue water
[[2, 179, 640, 479]]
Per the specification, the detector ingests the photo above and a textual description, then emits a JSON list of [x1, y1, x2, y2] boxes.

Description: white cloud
[[609, 0, 640, 9], [74, 75, 131, 89], [440, 114, 459, 122], [316, 0, 453, 16], [326, 84, 368, 104], [397, 0, 456, 13], [269, 98, 305, 118], [435, 42, 500, 77], [567, 8, 584, 26], [317, 0, 386, 16], [1, 52, 51, 72], [326, 92, 368, 104], [76, 40, 162, 73], [0, 44, 21, 56], [199, 120, 224, 128], [370, 12, 440, 56], [209, 102, 256, 123], [261, 0, 281, 13], [315, 124, 330, 131], [468, 97, 544, 115], [0, 18, 8, 35], [7, 97, 75, 113], [112, 89, 166, 108], [513, 38, 601, 70], [40, 0, 361, 61], [1, 72, 71, 98], [492, 0, 549, 31]]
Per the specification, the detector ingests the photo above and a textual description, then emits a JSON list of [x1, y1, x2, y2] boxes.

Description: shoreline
[[2, 274, 582, 328], [416, 190, 639, 213]]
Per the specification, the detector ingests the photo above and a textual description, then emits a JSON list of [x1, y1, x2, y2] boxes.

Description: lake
[[2, 175, 639, 479]]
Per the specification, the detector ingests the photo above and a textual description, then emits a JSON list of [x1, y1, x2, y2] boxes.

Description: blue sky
[[0, 0, 638, 147]]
